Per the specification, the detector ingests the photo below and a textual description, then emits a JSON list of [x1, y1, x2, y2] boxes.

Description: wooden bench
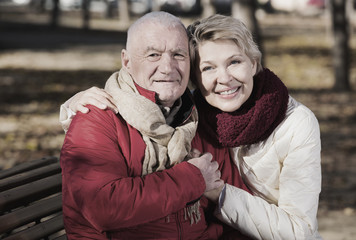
[[0, 156, 66, 240]]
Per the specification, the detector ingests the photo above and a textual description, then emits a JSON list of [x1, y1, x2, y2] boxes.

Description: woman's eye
[[231, 60, 241, 65], [202, 66, 213, 72]]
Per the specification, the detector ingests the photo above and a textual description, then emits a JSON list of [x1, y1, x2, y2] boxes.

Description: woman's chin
[[213, 102, 241, 112]]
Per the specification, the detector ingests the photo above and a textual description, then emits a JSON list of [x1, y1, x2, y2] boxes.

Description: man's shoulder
[[78, 105, 122, 121], [69, 105, 128, 134]]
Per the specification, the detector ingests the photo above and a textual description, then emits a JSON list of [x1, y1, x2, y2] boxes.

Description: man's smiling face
[[122, 22, 190, 107]]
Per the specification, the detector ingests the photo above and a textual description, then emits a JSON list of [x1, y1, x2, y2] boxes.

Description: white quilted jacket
[[216, 96, 322, 240]]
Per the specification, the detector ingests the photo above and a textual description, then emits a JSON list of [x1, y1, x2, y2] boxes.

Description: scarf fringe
[[184, 201, 201, 225], [165, 201, 201, 225]]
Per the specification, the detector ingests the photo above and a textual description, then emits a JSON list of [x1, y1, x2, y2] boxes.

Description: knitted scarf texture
[[194, 68, 289, 148], [105, 68, 201, 223]]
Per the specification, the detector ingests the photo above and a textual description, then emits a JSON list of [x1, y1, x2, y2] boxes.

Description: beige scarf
[[104, 69, 201, 223]]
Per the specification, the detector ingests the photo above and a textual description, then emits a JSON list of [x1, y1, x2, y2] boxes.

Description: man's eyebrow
[[144, 46, 162, 53], [172, 48, 188, 55], [144, 46, 188, 56]]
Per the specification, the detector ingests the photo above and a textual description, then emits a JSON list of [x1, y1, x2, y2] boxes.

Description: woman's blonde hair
[[188, 14, 263, 84]]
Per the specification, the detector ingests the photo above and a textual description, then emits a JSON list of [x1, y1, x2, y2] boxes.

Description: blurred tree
[[30, 0, 46, 13], [118, 0, 130, 23], [202, 0, 215, 18], [50, 0, 60, 28], [232, 0, 264, 65], [152, 0, 161, 12], [104, 0, 114, 18], [329, 0, 351, 91], [82, 0, 91, 29]]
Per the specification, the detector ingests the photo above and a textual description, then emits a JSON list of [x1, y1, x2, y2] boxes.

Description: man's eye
[[174, 54, 185, 60], [147, 53, 160, 61], [148, 53, 160, 57]]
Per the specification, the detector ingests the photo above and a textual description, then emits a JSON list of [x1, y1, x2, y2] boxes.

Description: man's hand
[[68, 87, 118, 114], [188, 153, 224, 192]]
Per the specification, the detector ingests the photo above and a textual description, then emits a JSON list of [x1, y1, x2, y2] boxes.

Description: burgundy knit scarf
[[194, 68, 289, 148]]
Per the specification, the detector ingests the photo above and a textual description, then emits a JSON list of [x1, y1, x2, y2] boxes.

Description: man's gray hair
[[127, 11, 187, 51]]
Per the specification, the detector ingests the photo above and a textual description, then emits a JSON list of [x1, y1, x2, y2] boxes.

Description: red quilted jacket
[[60, 85, 251, 239]]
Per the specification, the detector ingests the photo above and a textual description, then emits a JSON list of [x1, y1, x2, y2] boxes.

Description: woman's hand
[[204, 183, 224, 203], [68, 87, 118, 114]]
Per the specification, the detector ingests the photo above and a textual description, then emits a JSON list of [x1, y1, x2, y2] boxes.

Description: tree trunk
[[50, 0, 60, 29], [82, 0, 91, 30], [118, 0, 130, 23], [232, 0, 264, 65], [330, 0, 350, 91]]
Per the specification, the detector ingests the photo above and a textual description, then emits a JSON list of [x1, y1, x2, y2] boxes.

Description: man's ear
[[121, 49, 130, 69]]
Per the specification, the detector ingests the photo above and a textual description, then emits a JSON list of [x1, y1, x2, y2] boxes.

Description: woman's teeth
[[220, 88, 238, 95]]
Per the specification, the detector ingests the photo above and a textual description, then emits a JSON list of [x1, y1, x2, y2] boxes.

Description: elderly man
[[60, 12, 226, 239]]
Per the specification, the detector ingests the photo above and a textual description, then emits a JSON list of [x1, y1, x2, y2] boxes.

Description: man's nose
[[159, 54, 175, 74]]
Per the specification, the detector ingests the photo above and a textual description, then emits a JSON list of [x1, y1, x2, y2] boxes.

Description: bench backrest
[[0, 156, 66, 240]]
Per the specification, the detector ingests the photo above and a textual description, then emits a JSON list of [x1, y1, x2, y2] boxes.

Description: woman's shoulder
[[269, 96, 320, 150], [280, 96, 319, 131], [286, 96, 316, 118], [270, 96, 320, 155]]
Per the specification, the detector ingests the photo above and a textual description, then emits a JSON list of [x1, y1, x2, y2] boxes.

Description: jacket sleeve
[[60, 106, 205, 232], [215, 108, 322, 240]]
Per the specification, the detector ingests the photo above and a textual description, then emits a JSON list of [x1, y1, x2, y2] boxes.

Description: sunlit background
[[0, 0, 355, 239]]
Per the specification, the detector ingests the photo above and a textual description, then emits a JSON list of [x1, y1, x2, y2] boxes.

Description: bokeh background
[[0, 0, 355, 239]]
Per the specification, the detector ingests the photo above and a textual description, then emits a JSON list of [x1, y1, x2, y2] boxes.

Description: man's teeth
[[220, 88, 238, 95]]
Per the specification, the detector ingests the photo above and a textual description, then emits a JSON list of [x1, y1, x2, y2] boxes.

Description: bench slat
[[0, 162, 61, 192], [0, 173, 62, 212], [0, 157, 59, 180], [0, 157, 66, 239], [53, 234, 67, 240], [0, 194, 62, 233], [2, 213, 64, 240]]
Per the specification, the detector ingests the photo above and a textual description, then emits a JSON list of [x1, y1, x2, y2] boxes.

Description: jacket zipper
[[175, 212, 182, 240]]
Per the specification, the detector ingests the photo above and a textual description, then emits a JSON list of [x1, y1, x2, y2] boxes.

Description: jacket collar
[[134, 81, 157, 103], [133, 82, 195, 128]]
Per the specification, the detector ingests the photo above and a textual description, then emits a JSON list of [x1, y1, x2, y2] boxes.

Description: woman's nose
[[217, 69, 232, 83]]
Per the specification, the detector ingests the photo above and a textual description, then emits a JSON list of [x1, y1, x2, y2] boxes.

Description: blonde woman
[[188, 14, 322, 239]]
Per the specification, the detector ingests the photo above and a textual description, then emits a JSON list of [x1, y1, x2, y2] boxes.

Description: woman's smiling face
[[196, 39, 257, 112]]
